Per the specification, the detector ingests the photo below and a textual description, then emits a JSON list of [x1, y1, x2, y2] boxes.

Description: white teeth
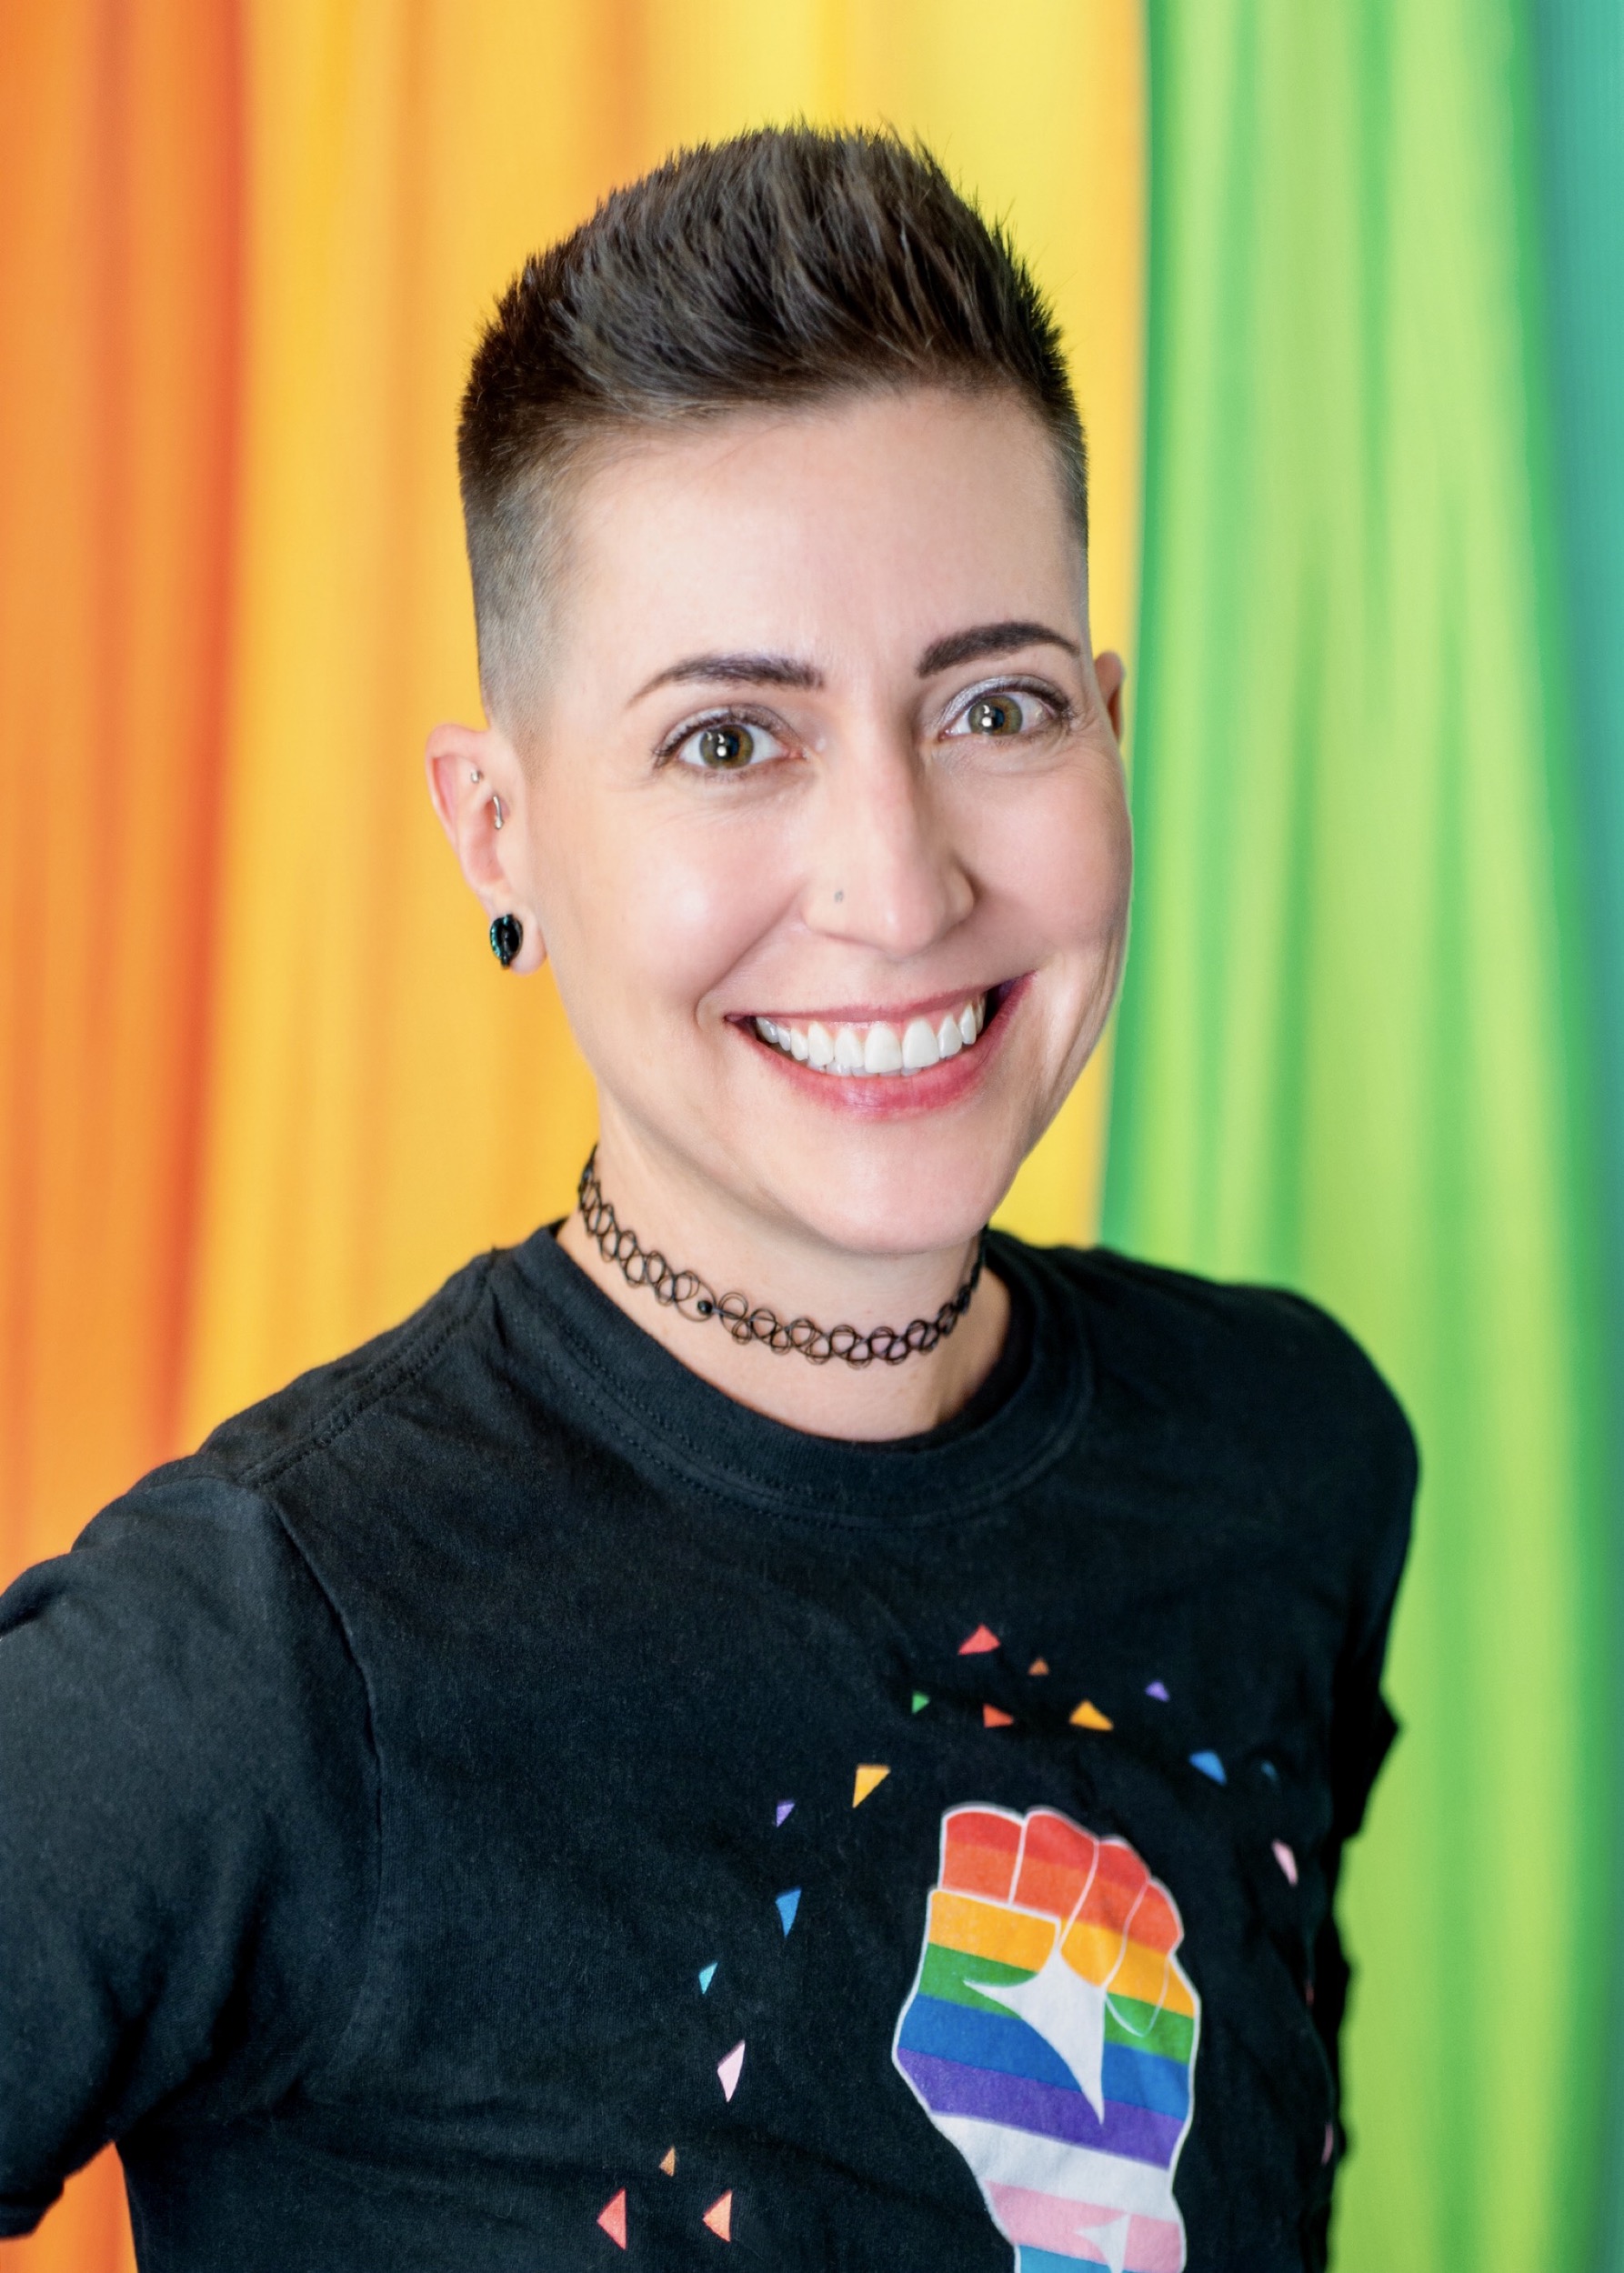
[[750, 995, 992, 1076], [903, 1016, 940, 1070]]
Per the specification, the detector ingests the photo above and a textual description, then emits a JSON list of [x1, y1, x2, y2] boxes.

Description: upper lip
[[730, 982, 1010, 1025]]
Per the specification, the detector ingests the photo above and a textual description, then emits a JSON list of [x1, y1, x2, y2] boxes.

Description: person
[[0, 128, 1414, 2272]]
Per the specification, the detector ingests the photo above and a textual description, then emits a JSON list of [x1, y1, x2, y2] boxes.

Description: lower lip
[[733, 978, 1028, 1120]]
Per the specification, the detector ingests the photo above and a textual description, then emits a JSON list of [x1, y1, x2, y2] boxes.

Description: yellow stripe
[[1096, 1928, 1197, 2019], [930, 1892, 1196, 2021], [929, 1889, 1057, 1972]]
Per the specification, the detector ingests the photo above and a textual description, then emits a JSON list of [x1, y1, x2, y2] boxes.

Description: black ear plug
[[489, 914, 523, 967]]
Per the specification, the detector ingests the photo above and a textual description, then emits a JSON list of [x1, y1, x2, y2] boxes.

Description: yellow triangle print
[[853, 1763, 891, 1807], [1069, 1699, 1113, 1730]]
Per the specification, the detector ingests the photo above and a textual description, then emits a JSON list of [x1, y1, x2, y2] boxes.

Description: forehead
[[555, 389, 1087, 681]]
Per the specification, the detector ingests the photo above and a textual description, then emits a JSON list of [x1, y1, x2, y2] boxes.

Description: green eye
[[965, 695, 1022, 736], [697, 724, 755, 768]]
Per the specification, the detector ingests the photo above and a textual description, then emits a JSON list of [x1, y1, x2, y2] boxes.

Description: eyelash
[[944, 676, 1075, 736], [654, 706, 787, 770], [653, 676, 1076, 772]]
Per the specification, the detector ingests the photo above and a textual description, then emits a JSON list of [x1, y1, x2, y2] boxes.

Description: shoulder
[[3, 1465, 371, 1788], [1059, 1245, 1410, 1449], [1009, 1238, 1417, 1597], [3, 1237, 517, 1732], [190, 1246, 502, 1491]]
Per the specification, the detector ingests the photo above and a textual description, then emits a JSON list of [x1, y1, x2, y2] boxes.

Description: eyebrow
[[915, 620, 1082, 676], [629, 619, 1080, 706], [630, 651, 826, 703]]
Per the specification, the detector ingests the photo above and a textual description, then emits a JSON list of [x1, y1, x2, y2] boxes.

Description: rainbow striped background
[[4, 5, 1622, 2268]]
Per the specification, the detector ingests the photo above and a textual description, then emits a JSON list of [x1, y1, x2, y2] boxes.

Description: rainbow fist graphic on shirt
[[893, 1805, 1198, 2273]]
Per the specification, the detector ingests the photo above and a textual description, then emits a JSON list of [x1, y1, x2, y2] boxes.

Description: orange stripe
[[0, 0, 242, 1588], [0, 4, 242, 2263]]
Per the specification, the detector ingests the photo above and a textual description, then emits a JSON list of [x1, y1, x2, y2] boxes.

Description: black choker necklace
[[576, 1148, 987, 1368]]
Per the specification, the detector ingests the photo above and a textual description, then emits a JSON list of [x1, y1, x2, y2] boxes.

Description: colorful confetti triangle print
[[1190, 1750, 1226, 1785], [911, 1692, 929, 1714], [983, 1704, 1014, 1728], [697, 1962, 717, 1994], [776, 1887, 801, 1935], [853, 1763, 890, 1807], [1146, 1680, 1170, 1702], [895, 1803, 1198, 2272], [775, 1800, 795, 1826], [703, 2189, 734, 2241], [717, 2040, 746, 2101], [958, 1624, 1000, 1655], [1070, 1698, 1113, 1730], [597, 2189, 627, 2249], [1272, 1841, 1298, 1886], [1028, 1657, 1050, 1676], [659, 2148, 677, 2177]]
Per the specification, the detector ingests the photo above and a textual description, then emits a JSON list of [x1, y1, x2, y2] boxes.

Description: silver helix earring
[[468, 766, 482, 785], [491, 795, 505, 831]]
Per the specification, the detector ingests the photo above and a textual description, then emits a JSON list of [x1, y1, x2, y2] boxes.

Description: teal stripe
[[1530, 7, 1624, 2263]]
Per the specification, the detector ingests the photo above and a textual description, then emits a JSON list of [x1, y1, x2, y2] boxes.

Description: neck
[[554, 1128, 1010, 1442]]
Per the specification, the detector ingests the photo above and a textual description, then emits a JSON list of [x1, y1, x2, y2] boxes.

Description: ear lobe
[[424, 720, 547, 972]]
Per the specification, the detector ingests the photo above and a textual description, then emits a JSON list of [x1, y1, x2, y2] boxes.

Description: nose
[[805, 732, 975, 958]]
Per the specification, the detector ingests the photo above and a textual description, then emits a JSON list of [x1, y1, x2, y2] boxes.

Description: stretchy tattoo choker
[[576, 1148, 987, 1367]]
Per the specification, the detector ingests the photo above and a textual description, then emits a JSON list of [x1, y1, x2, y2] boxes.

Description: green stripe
[[1104, 1991, 1196, 2068], [1108, 6, 1611, 2266], [919, 1941, 1036, 2015]]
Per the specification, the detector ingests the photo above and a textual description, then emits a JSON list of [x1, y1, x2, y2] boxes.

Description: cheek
[[973, 761, 1132, 955], [544, 796, 796, 1038]]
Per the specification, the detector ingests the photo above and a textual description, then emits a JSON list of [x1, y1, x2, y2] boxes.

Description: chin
[[751, 1136, 1022, 1260]]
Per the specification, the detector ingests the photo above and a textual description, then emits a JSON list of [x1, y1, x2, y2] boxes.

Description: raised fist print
[[893, 1807, 1198, 2273]]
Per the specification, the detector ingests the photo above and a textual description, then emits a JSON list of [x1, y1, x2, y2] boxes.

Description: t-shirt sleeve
[[0, 1472, 376, 2236], [1308, 1345, 1418, 2123]]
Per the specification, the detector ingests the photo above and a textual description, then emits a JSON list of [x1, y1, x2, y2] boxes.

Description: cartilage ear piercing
[[491, 794, 505, 830], [468, 766, 482, 785], [489, 914, 523, 967]]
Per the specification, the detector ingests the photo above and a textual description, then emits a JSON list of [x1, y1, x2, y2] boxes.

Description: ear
[[425, 720, 547, 972], [1093, 650, 1127, 745]]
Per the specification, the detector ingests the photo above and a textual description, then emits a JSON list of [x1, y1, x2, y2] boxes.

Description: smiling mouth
[[745, 986, 1008, 1077]]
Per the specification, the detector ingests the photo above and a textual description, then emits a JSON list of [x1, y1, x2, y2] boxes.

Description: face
[[436, 387, 1131, 1266]]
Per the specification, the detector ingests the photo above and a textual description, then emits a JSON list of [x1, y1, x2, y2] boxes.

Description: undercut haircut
[[458, 125, 1088, 722]]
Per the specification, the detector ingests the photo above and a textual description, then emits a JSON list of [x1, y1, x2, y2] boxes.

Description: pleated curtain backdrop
[[4, 5, 1620, 2272]]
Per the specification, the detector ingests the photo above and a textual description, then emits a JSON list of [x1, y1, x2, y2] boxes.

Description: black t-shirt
[[0, 1228, 1415, 2271]]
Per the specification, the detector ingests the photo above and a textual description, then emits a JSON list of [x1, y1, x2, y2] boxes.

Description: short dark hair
[[458, 125, 1087, 717]]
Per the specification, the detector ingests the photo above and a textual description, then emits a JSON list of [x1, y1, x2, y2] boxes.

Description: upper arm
[[0, 1476, 376, 2232]]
